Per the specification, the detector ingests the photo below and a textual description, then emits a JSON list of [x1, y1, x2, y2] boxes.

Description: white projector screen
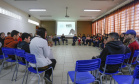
[[57, 22, 76, 37]]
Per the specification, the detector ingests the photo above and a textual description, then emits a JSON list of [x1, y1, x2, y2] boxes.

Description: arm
[[43, 40, 50, 58]]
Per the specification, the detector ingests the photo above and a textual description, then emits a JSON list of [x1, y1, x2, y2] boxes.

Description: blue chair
[[128, 50, 139, 74], [0, 47, 17, 81], [67, 58, 101, 84], [112, 65, 139, 84], [23, 53, 53, 84], [120, 53, 131, 74], [99, 54, 125, 84], [14, 49, 27, 82]]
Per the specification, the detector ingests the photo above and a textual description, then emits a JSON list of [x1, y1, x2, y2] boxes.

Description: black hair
[[37, 27, 47, 39], [11, 30, 19, 37], [109, 32, 119, 41], [21, 33, 31, 40], [104, 37, 108, 40], [7, 32, 11, 35]]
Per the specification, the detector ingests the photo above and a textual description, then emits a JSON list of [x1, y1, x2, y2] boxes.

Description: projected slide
[[57, 22, 76, 36]]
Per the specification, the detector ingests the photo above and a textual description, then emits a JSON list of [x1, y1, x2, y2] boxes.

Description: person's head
[[104, 37, 108, 44], [125, 30, 136, 39], [21, 33, 31, 43], [55, 34, 56, 36], [107, 32, 119, 42], [30, 33, 33, 37], [7, 32, 11, 37], [83, 34, 85, 36], [121, 33, 125, 37], [1, 32, 5, 39], [87, 34, 90, 37], [37, 27, 47, 39], [20, 33, 22, 37], [11, 30, 19, 40], [62, 34, 64, 36]]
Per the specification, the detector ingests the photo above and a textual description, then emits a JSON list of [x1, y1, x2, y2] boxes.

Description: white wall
[[0, 0, 40, 35]]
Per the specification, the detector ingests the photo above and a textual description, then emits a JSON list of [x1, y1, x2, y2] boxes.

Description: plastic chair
[[14, 49, 27, 82], [128, 50, 139, 74], [23, 53, 53, 84], [67, 58, 101, 84], [0, 47, 17, 81], [120, 53, 131, 74], [99, 54, 125, 84], [112, 65, 139, 84]]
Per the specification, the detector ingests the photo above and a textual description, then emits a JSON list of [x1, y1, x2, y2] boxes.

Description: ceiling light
[[29, 9, 46, 11], [84, 10, 101, 12]]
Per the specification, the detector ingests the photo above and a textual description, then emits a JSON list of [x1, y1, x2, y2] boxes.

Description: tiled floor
[[0, 45, 135, 84]]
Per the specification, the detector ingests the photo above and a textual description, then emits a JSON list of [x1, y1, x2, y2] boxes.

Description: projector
[[65, 15, 69, 18]]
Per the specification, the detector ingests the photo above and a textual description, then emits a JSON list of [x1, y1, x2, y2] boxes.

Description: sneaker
[[43, 76, 52, 84]]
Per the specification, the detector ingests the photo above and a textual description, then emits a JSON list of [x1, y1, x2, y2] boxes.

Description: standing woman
[[30, 27, 56, 84]]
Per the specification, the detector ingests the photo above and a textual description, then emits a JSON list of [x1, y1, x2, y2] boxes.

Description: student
[[86, 34, 91, 46], [72, 34, 78, 46], [0, 32, 5, 47], [4, 30, 19, 59], [125, 30, 139, 63], [93, 32, 130, 73], [61, 34, 68, 45], [17, 33, 31, 63], [52, 34, 60, 46], [17, 33, 31, 53], [82, 34, 86, 45], [78, 35, 81, 45], [120, 33, 125, 43], [7, 32, 11, 37], [30, 28, 56, 84], [18, 32, 22, 42]]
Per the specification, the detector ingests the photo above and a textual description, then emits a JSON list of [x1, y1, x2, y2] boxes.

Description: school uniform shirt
[[30, 36, 52, 67]]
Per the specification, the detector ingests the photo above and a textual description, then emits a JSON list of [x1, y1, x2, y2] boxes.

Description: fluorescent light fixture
[[0, 7, 22, 19], [28, 19, 39, 26], [84, 9, 101, 12], [29, 9, 46, 11]]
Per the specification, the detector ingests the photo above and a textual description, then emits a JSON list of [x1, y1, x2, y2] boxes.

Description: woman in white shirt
[[30, 28, 56, 84]]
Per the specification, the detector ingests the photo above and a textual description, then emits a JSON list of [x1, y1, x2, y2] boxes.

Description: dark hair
[[37, 27, 46, 39], [109, 32, 119, 40], [21, 33, 31, 40], [11, 30, 19, 37], [104, 37, 108, 40], [7, 32, 11, 35]]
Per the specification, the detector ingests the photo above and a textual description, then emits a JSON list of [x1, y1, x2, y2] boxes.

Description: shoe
[[43, 75, 52, 84]]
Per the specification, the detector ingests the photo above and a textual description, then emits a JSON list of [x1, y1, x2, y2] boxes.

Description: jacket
[[17, 41, 30, 53], [4, 37, 18, 48], [30, 36, 52, 67], [99, 41, 130, 73]]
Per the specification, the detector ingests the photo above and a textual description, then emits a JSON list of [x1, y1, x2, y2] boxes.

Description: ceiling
[[3, 0, 126, 21]]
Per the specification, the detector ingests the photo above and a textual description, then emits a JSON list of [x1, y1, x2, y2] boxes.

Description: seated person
[[86, 34, 91, 46], [125, 30, 139, 63], [78, 36, 81, 45], [61, 34, 68, 45], [4, 30, 19, 60], [93, 32, 130, 73], [18, 32, 22, 42], [120, 33, 125, 43], [17, 33, 31, 63], [7, 32, 11, 37], [72, 34, 78, 46], [52, 34, 60, 46], [82, 34, 86, 45], [30, 28, 56, 84]]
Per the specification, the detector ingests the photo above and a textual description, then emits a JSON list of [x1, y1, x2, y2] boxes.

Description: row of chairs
[[0, 47, 53, 84], [67, 50, 139, 84]]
